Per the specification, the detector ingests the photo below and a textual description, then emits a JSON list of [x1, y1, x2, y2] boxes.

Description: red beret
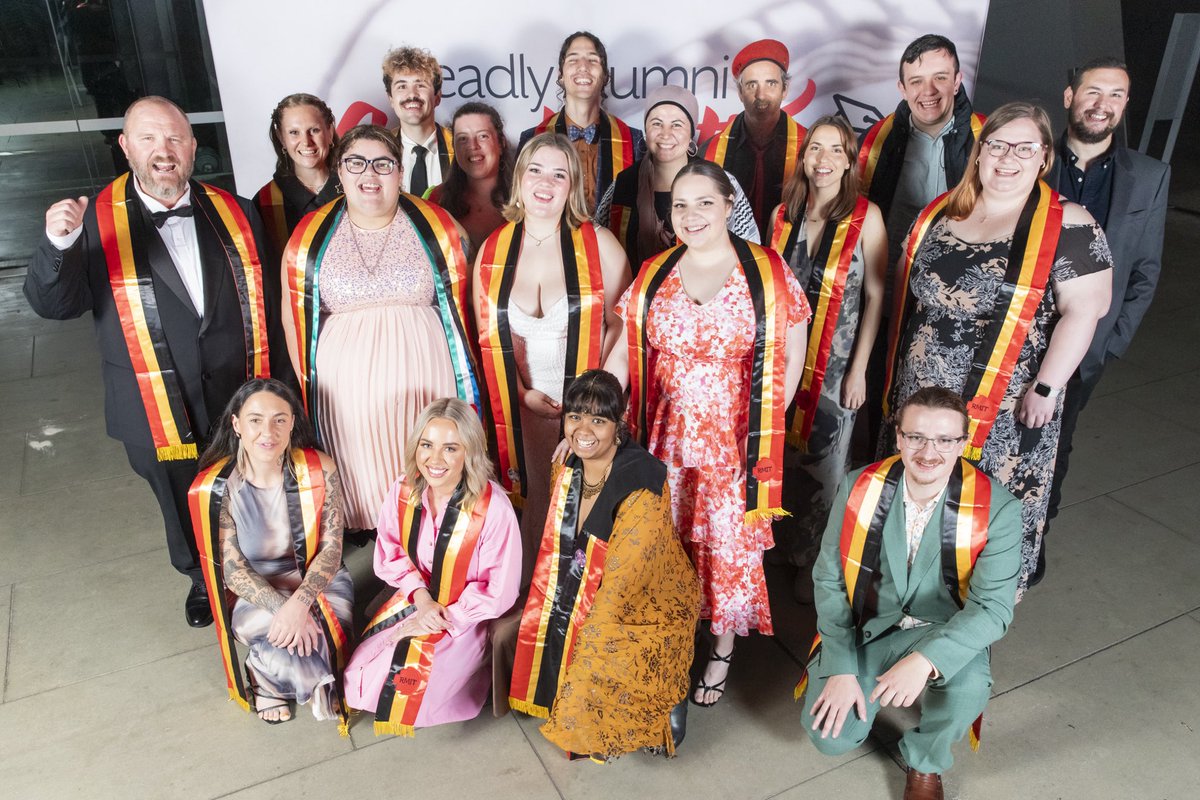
[[732, 39, 790, 79]]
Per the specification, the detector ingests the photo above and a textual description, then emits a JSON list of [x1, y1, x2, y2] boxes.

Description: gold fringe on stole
[[793, 675, 808, 701], [228, 688, 251, 712], [508, 698, 550, 719], [338, 720, 350, 738], [373, 720, 416, 738], [744, 507, 790, 524], [157, 442, 198, 462], [963, 444, 983, 461]]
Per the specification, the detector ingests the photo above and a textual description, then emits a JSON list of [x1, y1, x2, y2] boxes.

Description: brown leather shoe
[[903, 769, 944, 800]]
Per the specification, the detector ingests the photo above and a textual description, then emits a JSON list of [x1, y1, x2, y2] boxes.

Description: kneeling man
[[799, 386, 1021, 800]]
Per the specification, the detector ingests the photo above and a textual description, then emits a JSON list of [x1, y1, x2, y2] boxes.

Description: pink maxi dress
[[343, 479, 522, 727]]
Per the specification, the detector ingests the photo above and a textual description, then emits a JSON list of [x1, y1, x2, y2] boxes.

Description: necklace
[[525, 225, 559, 247], [581, 461, 612, 500], [348, 217, 394, 273]]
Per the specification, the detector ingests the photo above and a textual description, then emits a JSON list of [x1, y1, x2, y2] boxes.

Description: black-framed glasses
[[982, 139, 1044, 159], [897, 430, 967, 453], [340, 156, 398, 175]]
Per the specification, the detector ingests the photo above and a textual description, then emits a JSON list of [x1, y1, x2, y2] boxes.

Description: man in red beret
[[701, 38, 806, 239]]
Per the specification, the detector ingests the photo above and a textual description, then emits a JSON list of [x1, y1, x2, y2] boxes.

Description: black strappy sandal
[[691, 648, 733, 707]]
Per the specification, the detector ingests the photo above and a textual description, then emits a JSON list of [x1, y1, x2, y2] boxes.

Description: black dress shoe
[[186, 583, 214, 628], [669, 698, 688, 748]]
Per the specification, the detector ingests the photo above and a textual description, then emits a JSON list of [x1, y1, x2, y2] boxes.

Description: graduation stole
[[770, 197, 870, 451], [477, 221, 606, 504], [508, 461, 611, 717], [794, 455, 991, 748], [606, 163, 641, 266], [364, 480, 492, 736], [255, 181, 289, 260], [858, 112, 985, 201], [535, 111, 637, 202], [882, 181, 1062, 460], [704, 113, 804, 186], [188, 448, 351, 735], [626, 236, 790, 521], [437, 123, 455, 173], [284, 196, 480, 433], [98, 173, 269, 462]]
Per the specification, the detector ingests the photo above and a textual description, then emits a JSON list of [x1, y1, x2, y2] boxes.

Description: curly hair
[[381, 46, 443, 95]]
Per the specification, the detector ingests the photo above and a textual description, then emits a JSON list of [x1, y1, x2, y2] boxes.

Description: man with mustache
[[383, 46, 452, 197], [1040, 57, 1170, 581], [701, 38, 806, 240], [25, 96, 284, 629], [799, 387, 1021, 800]]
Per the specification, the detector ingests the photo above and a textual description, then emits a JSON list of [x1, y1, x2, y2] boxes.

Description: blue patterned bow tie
[[567, 124, 598, 144]]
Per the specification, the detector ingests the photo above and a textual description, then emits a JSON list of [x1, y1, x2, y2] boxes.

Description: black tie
[[410, 144, 429, 197], [150, 204, 194, 228]]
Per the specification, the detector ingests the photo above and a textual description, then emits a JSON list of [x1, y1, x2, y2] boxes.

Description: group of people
[[26, 25, 1168, 800]]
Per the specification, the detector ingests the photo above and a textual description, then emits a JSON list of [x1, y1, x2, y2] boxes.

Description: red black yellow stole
[[477, 221, 606, 504], [606, 163, 641, 266], [858, 112, 985, 198], [770, 197, 870, 451], [535, 111, 637, 201], [284, 195, 480, 432], [188, 448, 351, 734], [98, 173, 269, 461], [438, 123, 455, 170], [793, 456, 991, 748], [704, 113, 805, 185], [883, 181, 1063, 460], [254, 180, 289, 260], [508, 462, 611, 717], [626, 236, 791, 521], [364, 480, 492, 736]]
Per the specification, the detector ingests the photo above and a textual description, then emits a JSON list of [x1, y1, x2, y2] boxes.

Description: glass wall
[[0, 0, 232, 265]]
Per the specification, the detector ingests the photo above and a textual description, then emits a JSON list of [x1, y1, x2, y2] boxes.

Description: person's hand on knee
[[870, 652, 935, 708], [810, 674, 866, 739]]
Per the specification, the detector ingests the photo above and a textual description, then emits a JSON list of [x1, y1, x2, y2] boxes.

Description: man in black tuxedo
[[1041, 57, 1171, 579], [25, 96, 284, 627]]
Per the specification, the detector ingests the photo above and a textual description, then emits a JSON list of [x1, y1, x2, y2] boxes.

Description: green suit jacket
[[812, 462, 1023, 683]]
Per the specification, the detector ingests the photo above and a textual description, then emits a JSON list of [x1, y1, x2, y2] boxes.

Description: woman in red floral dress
[[610, 161, 811, 706]]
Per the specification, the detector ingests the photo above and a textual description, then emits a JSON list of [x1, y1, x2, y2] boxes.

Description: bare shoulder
[[1058, 199, 1096, 226]]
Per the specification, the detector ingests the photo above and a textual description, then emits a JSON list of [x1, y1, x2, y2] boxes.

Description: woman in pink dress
[[611, 161, 811, 708], [343, 398, 522, 734], [281, 125, 478, 535]]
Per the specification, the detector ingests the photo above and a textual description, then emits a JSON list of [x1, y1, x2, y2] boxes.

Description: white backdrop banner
[[203, 0, 991, 196]]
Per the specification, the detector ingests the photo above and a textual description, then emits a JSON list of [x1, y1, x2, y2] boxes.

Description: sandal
[[691, 648, 733, 707], [256, 696, 293, 725]]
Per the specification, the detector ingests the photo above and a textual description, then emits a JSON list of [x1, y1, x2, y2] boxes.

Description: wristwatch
[[1033, 381, 1061, 399]]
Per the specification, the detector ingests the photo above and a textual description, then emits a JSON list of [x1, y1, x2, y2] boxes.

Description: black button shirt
[[1055, 135, 1114, 229]]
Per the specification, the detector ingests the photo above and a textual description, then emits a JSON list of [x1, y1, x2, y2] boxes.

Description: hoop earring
[[686, 141, 698, 158]]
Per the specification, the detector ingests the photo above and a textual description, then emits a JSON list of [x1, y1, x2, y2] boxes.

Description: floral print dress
[[888, 220, 1112, 594], [618, 264, 810, 636]]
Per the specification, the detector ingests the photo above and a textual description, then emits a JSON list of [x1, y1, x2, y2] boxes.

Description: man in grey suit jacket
[[1042, 58, 1171, 579], [801, 387, 1021, 800]]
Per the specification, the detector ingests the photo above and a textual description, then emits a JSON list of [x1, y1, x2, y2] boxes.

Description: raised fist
[[45, 196, 89, 238]]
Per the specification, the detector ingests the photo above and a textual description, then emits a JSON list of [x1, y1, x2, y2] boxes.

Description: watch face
[[1034, 382, 1051, 397]]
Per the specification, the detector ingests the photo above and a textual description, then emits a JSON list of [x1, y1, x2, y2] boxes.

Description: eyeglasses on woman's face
[[340, 156, 398, 175], [982, 139, 1044, 159]]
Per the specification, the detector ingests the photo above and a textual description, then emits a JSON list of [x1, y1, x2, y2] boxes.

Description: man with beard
[[25, 96, 282, 628], [383, 46, 452, 197], [799, 387, 1021, 800], [1039, 57, 1170, 580], [701, 38, 805, 240]]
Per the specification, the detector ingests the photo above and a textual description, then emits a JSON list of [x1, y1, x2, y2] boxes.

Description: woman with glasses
[[281, 124, 479, 539], [882, 102, 1112, 596]]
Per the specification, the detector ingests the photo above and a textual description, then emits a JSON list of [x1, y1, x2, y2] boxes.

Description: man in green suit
[[800, 386, 1022, 800]]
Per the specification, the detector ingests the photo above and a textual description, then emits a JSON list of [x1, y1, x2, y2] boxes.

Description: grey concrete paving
[[0, 209, 1197, 799]]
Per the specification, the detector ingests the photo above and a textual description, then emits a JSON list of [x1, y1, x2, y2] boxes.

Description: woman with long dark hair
[[429, 102, 514, 251], [191, 378, 353, 727]]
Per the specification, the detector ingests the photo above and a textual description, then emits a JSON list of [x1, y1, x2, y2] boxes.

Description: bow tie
[[567, 124, 598, 144], [150, 205, 194, 228]]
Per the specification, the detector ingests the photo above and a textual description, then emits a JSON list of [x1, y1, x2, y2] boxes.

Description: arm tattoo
[[219, 493, 287, 613], [294, 468, 346, 607]]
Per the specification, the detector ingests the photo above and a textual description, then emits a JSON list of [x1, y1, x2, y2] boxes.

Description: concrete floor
[[2, 210, 1199, 799]]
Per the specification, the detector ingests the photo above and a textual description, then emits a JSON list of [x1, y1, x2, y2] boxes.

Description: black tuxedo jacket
[[24, 179, 288, 449], [1047, 145, 1170, 383]]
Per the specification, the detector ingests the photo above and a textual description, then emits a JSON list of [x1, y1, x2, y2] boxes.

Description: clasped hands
[[388, 588, 451, 643], [267, 596, 321, 657], [809, 652, 936, 739]]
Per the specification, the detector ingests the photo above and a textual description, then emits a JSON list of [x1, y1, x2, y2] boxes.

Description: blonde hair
[[781, 115, 861, 222], [403, 398, 493, 508], [944, 101, 1055, 220], [501, 132, 591, 229]]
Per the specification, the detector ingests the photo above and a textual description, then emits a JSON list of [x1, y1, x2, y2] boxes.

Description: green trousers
[[800, 624, 992, 774]]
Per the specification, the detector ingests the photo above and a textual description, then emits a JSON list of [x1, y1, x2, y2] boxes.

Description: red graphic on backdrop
[[338, 102, 388, 136]]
